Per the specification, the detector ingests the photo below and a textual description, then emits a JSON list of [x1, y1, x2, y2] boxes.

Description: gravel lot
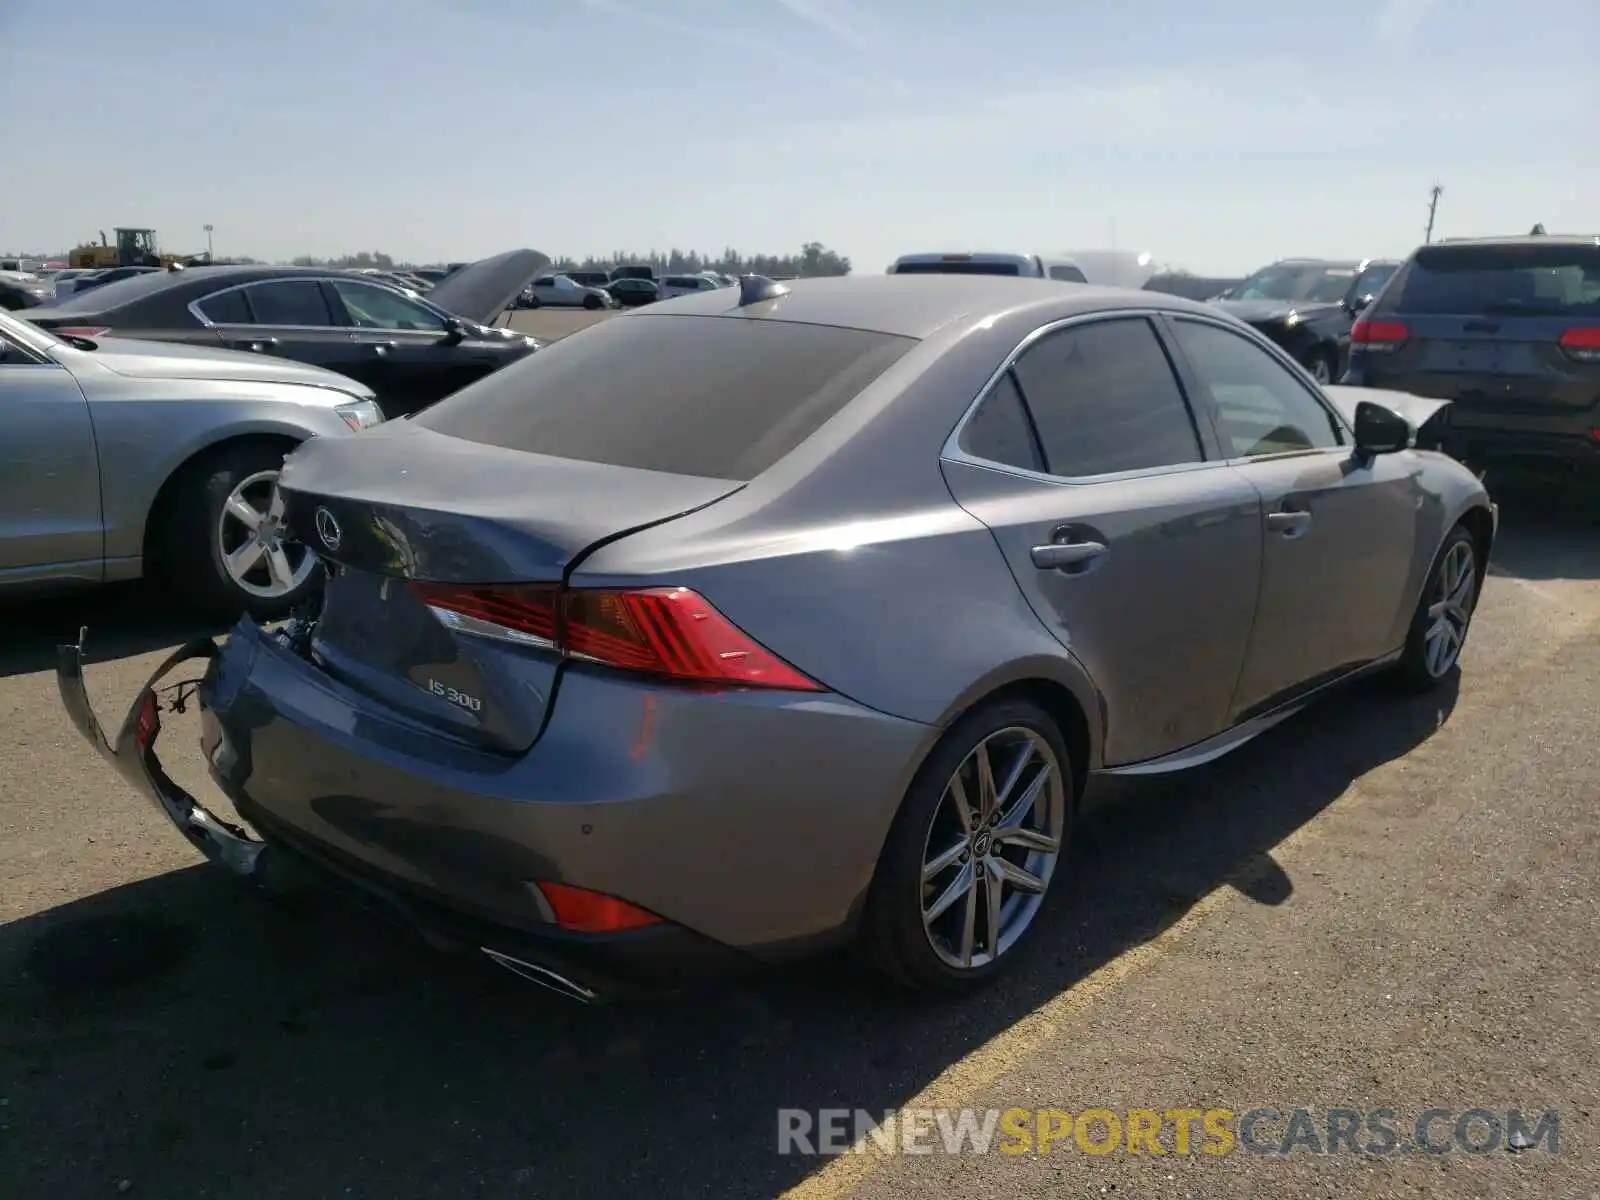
[[1, 474, 1596, 1200]]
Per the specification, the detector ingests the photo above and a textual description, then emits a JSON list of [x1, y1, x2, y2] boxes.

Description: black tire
[[858, 697, 1074, 993], [583, 294, 603, 310], [1392, 522, 1479, 692], [527, 294, 541, 309], [153, 441, 323, 621], [1304, 346, 1338, 385]]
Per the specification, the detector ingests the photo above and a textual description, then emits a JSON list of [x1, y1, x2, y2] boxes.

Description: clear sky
[[2, 0, 1594, 273]]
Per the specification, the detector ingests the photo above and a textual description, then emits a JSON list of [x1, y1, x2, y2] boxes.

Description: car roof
[[1429, 234, 1600, 248], [629, 273, 1214, 339]]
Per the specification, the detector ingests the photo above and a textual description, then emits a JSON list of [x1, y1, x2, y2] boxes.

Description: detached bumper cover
[[56, 632, 269, 879]]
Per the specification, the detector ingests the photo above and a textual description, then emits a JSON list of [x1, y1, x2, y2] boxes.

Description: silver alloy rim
[[1423, 540, 1476, 678], [920, 727, 1066, 971], [216, 470, 316, 599], [1311, 357, 1333, 383]]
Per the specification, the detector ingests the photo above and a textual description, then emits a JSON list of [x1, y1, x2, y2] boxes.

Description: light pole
[[203, 224, 215, 260]]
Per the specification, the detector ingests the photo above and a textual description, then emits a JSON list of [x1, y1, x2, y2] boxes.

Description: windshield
[[893, 260, 1023, 276], [1225, 263, 1359, 303]]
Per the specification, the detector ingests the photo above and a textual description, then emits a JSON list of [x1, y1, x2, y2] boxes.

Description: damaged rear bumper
[[52, 625, 755, 1003]]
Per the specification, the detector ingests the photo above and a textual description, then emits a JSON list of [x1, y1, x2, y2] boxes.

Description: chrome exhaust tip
[[481, 948, 598, 1003]]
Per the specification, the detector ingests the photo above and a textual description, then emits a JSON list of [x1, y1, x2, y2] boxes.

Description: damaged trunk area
[[273, 423, 744, 754]]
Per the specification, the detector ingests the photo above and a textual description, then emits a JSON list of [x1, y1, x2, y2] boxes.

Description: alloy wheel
[[216, 470, 316, 599], [1423, 539, 1476, 678], [920, 727, 1066, 971]]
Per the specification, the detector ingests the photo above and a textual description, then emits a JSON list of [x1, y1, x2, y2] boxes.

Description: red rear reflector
[[133, 692, 160, 749], [1558, 327, 1600, 361], [410, 583, 824, 692], [536, 881, 662, 933], [55, 326, 112, 338], [1351, 319, 1409, 346]]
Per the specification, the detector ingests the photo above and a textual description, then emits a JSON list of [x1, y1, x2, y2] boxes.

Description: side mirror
[[1344, 293, 1373, 316], [1352, 400, 1411, 456], [441, 316, 467, 345]]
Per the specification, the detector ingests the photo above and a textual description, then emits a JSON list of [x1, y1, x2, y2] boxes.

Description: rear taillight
[[535, 881, 661, 932], [410, 583, 824, 691], [1350, 319, 1409, 352], [1558, 327, 1600, 363], [54, 325, 111, 338]]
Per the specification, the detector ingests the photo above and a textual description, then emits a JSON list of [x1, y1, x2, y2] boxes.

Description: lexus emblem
[[314, 506, 343, 552]]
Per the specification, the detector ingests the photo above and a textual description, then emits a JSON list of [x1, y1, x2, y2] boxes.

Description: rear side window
[[1381, 243, 1600, 317], [415, 315, 917, 481], [959, 372, 1044, 472], [243, 281, 331, 326], [1012, 317, 1203, 477], [195, 288, 251, 324]]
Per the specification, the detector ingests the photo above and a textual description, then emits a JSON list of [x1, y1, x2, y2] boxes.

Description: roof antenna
[[737, 274, 790, 306], [1529, 222, 1546, 235]]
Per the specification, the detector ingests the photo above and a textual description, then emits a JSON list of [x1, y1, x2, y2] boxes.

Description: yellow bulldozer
[[68, 228, 207, 271]]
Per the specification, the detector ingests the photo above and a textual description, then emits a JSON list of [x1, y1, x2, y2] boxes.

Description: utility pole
[[1423, 184, 1443, 244], [204, 224, 215, 259]]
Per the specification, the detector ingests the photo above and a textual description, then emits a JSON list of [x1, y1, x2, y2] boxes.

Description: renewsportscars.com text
[[777, 1106, 1560, 1157]]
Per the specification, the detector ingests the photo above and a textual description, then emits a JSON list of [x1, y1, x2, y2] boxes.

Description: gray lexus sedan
[[59, 274, 1495, 1001]]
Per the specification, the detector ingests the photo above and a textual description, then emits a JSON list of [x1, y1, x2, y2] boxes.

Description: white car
[[525, 274, 616, 310]]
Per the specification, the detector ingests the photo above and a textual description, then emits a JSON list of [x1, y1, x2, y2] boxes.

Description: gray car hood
[[425, 249, 547, 324], [1213, 298, 1340, 325], [78, 336, 373, 396], [1323, 385, 1450, 434]]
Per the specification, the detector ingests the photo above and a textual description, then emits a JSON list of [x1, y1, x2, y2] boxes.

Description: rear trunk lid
[[276, 422, 743, 753], [1354, 241, 1600, 420]]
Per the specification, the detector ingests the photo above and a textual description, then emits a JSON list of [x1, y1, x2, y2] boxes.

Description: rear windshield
[[414, 314, 918, 481], [892, 260, 1023, 276], [1379, 243, 1600, 317]]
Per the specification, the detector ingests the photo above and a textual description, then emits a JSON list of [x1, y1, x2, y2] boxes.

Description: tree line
[[283, 242, 852, 277]]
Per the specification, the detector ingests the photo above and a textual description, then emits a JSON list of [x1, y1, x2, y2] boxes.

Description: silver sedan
[[0, 308, 383, 617]]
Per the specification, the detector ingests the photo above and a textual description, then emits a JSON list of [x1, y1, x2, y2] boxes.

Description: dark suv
[[1342, 235, 1600, 474]]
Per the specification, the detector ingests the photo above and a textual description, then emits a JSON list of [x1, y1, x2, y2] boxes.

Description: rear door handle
[[1030, 540, 1108, 570], [233, 336, 279, 353], [366, 340, 397, 355], [1266, 510, 1313, 537]]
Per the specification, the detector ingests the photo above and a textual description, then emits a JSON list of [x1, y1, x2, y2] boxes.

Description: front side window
[[242, 281, 331, 327], [1011, 317, 1204, 477], [329, 281, 446, 330], [1169, 319, 1344, 458]]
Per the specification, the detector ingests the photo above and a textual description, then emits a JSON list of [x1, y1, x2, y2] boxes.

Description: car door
[[1162, 314, 1421, 719], [940, 314, 1265, 767], [0, 326, 102, 582], [198, 279, 366, 378], [324, 277, 489, 415]]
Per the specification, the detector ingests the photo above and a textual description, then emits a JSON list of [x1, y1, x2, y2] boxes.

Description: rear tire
[[583, 294, 603, 310], [153, 441, 323, 621], [1392, 523, 1479, 692], [858, 697, 1073, 993]]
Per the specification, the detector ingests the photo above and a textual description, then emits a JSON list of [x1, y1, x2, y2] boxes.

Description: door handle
[[366, 341, 397, 355], [233, 336, 279, 353], [1030, 540, 1108, 570], [1266, 510, 1313, 537]]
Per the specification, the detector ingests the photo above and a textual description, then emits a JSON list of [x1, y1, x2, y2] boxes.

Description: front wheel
[[582, 294, 603, 310], [859, 698, 1073, 992], [1393, 523, 1479, 691], [155, 442, 323, 620]]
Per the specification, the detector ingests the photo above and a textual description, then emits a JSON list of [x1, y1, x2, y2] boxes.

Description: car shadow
[[0, 583, 229, 681], [1483, 467, 1600, 583], [0, 672, 1457, 1200]]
